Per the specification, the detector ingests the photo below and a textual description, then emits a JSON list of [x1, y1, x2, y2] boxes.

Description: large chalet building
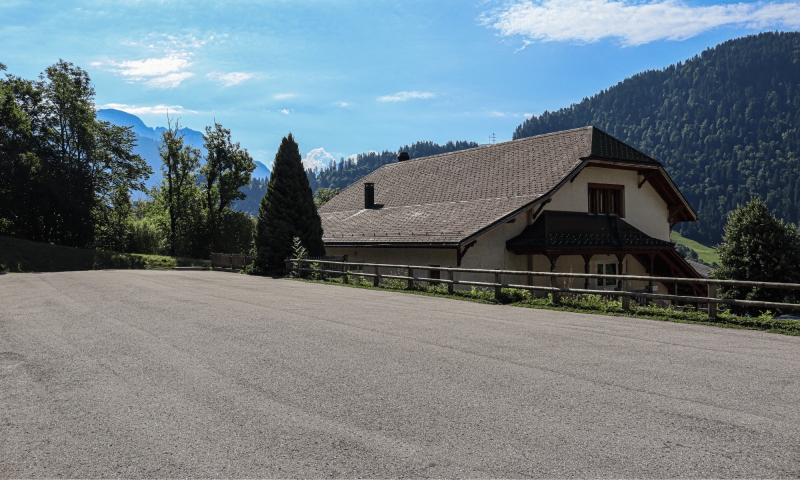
[[317, 127, 703, 295]]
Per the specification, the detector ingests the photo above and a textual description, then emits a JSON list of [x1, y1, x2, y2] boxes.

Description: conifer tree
[[251, 133, 324, 274]]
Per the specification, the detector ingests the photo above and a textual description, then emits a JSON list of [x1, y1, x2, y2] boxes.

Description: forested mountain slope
[[307, 140, 479, 192], [514, 31, 800, 245]]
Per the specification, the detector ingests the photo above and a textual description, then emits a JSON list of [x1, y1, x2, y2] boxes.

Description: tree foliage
[[713, 198, 800, 309], [0, 60, 151, 248], [200, 122, 256, 252], [513, 32, 800, 245], [251, 133, 324, 274], [314, 187, 340, 208]]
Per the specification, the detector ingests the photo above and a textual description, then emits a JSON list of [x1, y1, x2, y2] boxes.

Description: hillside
[[514, 31, 800, 245]]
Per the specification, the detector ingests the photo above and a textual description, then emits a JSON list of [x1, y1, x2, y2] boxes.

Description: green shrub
[[128, 217, 164, 255]]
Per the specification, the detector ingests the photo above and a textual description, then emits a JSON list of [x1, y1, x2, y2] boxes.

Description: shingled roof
[[319, 126, 663, 247]]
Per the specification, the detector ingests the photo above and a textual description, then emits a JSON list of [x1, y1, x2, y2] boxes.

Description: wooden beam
[[456, 240, 477, 267]]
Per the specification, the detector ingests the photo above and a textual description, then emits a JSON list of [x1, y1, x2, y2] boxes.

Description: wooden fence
[[211, 253, 250, 270], [286, 258, 800, 318]]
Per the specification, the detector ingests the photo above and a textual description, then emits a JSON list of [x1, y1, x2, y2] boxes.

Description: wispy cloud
[[337, 102, 348, 107], [97, 103, 198, 115], [279, 109, 290, 114], [274, 93, 295, 99], [146, 72, 195, 89], [207, 71, 255, 87], [94, 33, 226, 89], [303, 147, 336, 169], [377, 91, 435, 102], [489, 110, 533, 117], [480, 0, 800, 46]]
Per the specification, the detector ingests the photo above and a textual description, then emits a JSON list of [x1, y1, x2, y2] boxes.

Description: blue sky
[[3, 0, 799, 170]]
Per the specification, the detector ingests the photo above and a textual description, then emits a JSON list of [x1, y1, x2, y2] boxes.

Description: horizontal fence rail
[[286, 258, 800, 316]]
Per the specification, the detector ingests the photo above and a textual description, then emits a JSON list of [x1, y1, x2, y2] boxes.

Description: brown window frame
[[588, 183, 625, 217]]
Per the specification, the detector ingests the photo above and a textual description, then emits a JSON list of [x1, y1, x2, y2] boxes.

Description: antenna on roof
[[490, 133, 496, 144]]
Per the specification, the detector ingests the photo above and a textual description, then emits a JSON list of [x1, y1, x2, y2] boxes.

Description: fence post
[[550, 275, 560, 304], [285, 258, 291, 275], [708, 284, 717, 318], [342, 268, 349, 284], [495, 273, 502, 300], [621, 277, 630, 310], [447, 270, 454, 295], [373, 266, 380, 287], [407, 267, 414, 289]]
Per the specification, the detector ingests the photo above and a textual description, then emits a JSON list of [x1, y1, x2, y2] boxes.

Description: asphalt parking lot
[[1, 270, 799, 478]]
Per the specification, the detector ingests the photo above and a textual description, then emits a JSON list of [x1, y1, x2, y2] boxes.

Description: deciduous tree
[[713, 198, 800, 309]]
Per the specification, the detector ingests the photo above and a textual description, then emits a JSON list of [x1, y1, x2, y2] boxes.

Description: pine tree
[[251, 133, 324, 274]]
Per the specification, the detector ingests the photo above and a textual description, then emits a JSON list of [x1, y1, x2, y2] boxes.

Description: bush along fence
[[286, 258, 800, 318], [211, 253, 251, 270]]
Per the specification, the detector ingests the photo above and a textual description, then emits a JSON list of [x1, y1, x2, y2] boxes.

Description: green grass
[[671, 230, 720, 264], [288, 276, 800, 336], [0, 236, 210, 273]]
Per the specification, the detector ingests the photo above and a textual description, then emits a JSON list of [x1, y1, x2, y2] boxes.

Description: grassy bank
[[670, 230, 720, 264], [0, 236, 210, 273], [289, 276, 799, 336]]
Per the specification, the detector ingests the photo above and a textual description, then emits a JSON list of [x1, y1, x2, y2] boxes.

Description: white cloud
[[279, 109, 290, 114], [377, 91, 435, 102], [96, 33, 228, 89], [207, 71, 255, 87], [524, 113, 534, 117], [480, 0, 800, 46], [303, 148, 336, 169], [115, 53, 192, 77], [145, 72, 195, 88], [338, 102, 348, 107], [274, 93, 295, 99], [490, 111, 506, 117], [97, 103, 197, 115], [95, 52, 195, 89]]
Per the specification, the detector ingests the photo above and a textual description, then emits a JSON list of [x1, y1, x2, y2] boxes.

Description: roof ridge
[[589, 126, 658, 163], [320, 193, 543, 215], [381, 126, 594, 167]]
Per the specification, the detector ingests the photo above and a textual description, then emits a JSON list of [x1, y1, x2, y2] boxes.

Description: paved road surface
[[2, 270, 799, 478]]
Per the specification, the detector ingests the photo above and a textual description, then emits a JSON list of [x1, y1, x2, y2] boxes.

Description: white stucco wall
[[548, 166, 671, 241]]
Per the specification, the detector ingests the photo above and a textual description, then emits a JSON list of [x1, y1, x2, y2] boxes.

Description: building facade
[[318, 127, 703, 295]]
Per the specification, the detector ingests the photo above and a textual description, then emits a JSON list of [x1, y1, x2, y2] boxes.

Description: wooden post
[[708, 284, 717, 318], [447, 270, 454, 295], [621, 277, 630, 310], [495, 272, 502, 300], [548, 255, 560, 304], [373, 266, 380, 287], [342, 267, 349, 284], [407, 267, 414, 289], [526, 254, 533, 286], [285, 258, 291, 275], [582, 254, 592, 290]]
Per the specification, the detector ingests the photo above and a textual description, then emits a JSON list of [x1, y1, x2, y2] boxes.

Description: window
[[595, 261, 619, 290], [588, 183, 624, 216]]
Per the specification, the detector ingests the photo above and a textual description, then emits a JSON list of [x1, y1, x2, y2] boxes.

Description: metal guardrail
[[286, 258, 800, 317]]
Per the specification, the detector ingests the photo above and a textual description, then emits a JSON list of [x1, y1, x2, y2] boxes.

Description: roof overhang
[[582, 157, 697, 223]]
